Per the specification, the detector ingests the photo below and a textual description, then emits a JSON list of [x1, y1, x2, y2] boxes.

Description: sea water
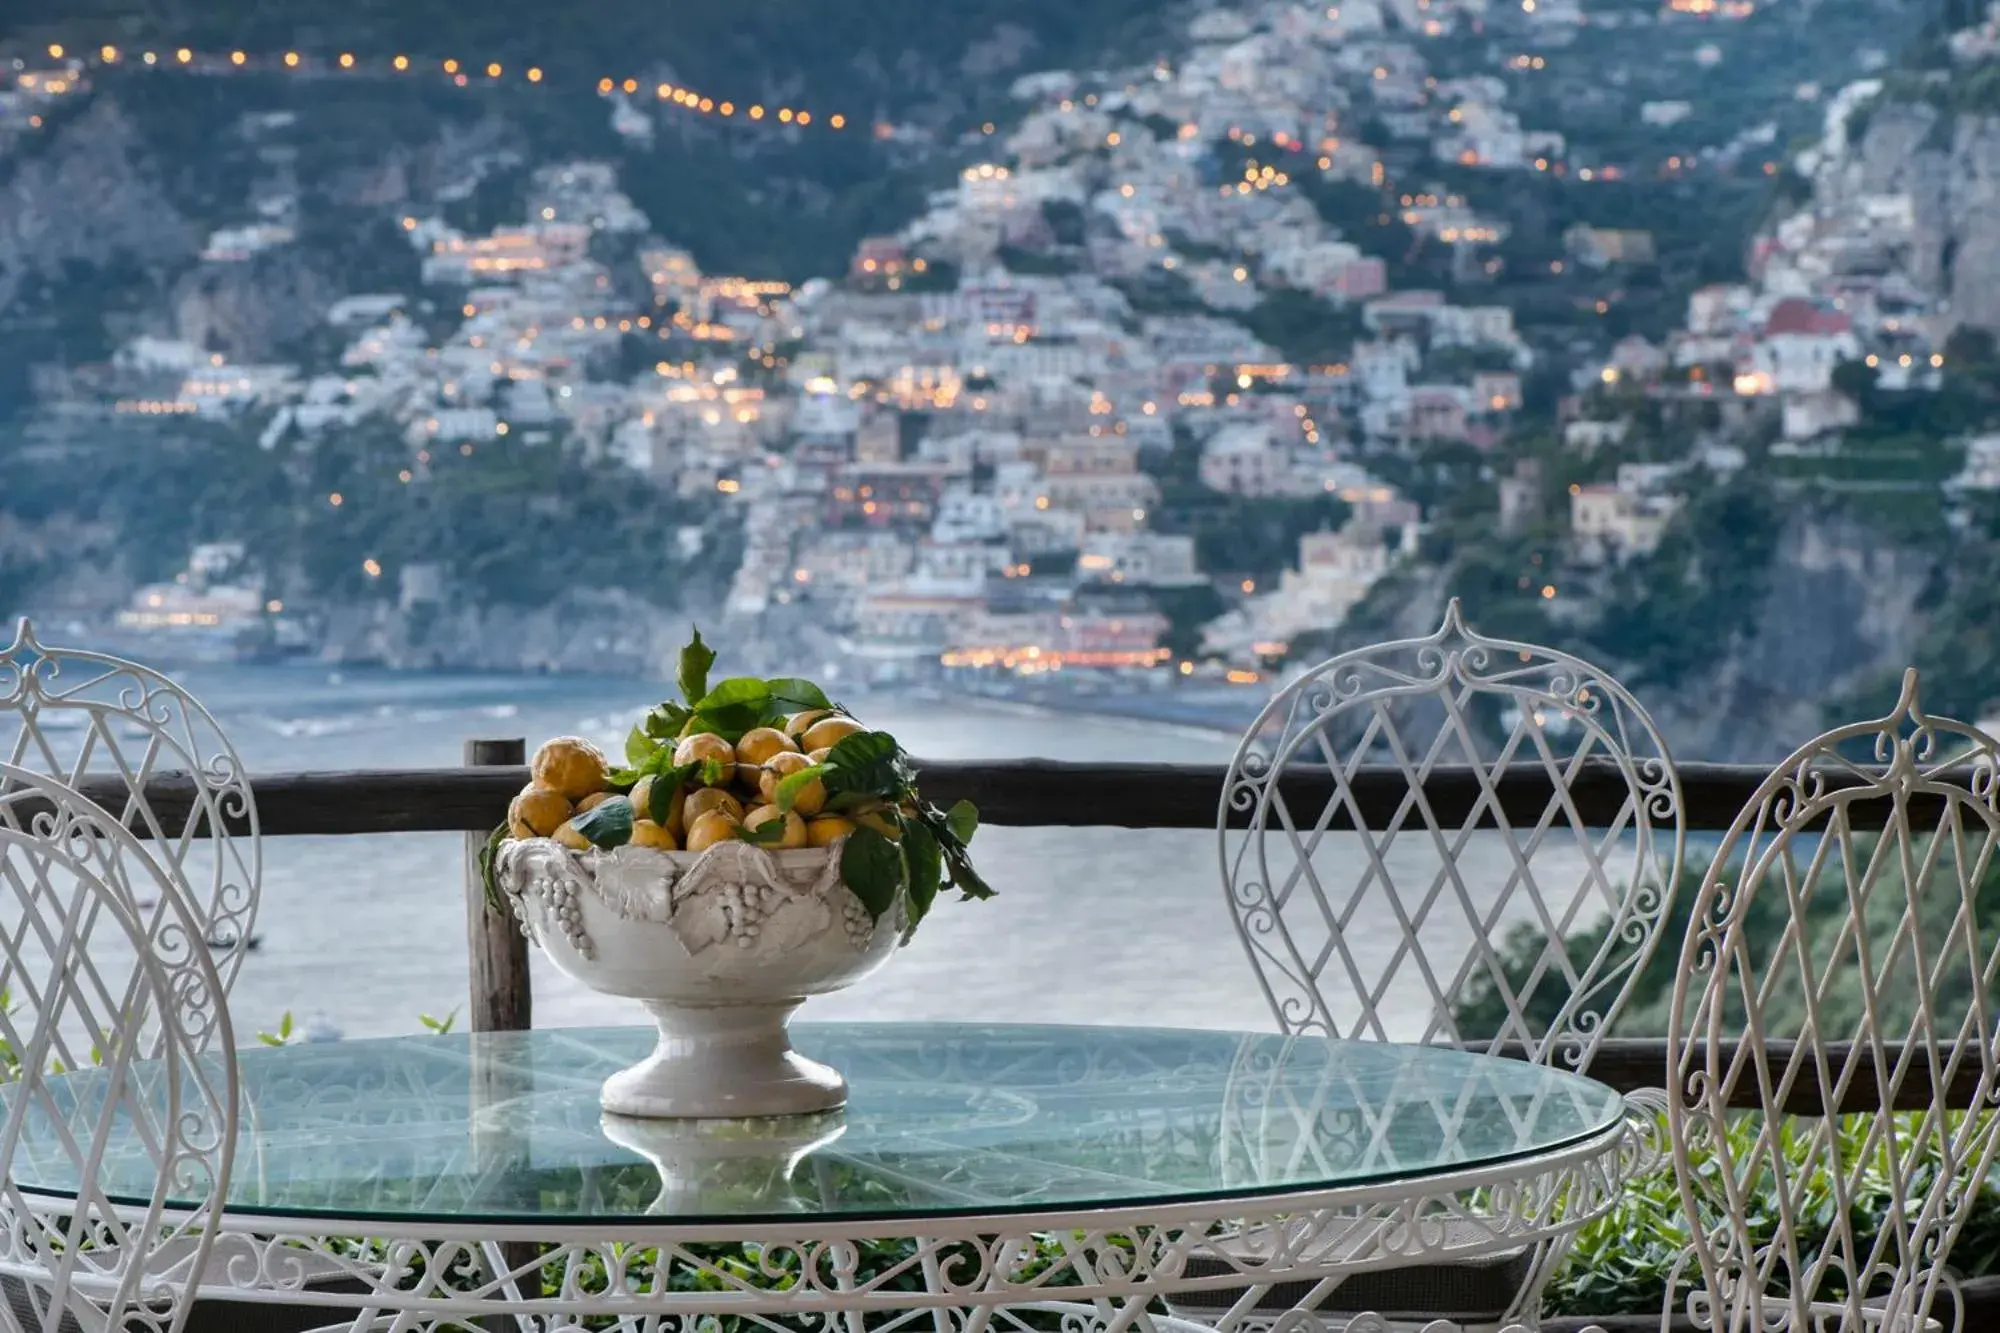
[[14, 662, 1610, 1043]]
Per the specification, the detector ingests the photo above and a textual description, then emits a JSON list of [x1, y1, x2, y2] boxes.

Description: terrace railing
[[21, 743, 2000, 1331], [27, 744, 1997, 1120]]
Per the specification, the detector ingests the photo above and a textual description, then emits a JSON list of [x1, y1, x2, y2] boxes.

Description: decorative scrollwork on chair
[[0, 618, 260, 997], [0, 763, 237, 1333], [1668, 668, 2000, 1333], [1219, 598, 1685, 1070], [1212, 600, 1685, 1329]]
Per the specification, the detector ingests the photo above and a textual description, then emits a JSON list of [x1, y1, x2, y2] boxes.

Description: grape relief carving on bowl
[[494, 838, 880, 962]]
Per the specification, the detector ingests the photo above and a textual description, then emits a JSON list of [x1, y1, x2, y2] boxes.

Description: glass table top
[[11, 1022, 1626, 1225]]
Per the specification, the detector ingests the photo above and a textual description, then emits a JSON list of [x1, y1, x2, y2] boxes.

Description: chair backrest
[[0, 765, 237, 1333], [0, 620, 258, 992], [1667, 670, 2000, 1333], [1218, 599, 1684, 1070]]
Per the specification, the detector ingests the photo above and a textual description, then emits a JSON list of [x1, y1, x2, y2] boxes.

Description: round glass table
[[10, 1022, 1640, 1332]]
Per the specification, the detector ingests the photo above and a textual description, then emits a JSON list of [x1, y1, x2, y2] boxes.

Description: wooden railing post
[[463, 738, 531, 1033]]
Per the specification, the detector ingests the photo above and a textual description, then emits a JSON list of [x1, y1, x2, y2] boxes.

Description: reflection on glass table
[[11, 1022, 1627, 1226]]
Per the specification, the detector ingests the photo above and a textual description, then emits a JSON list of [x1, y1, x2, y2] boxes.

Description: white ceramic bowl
[[496, 838, 901, 1118]]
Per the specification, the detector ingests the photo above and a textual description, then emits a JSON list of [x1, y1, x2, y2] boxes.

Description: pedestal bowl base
[[601, 999, 847, 1119], [598, 1110, 848, 1214]]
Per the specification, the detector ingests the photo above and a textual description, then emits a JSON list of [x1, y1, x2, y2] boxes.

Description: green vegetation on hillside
[[0, 414, 740, 617]]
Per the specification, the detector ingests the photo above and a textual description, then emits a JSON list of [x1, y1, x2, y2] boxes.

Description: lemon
[[507, 816, 534, 841], [806, 815, 855, 847], [784, 708, 834, 741], [802, 716, 866, 752], [576, 792, 613, 813], [745, 804, 809, 849], [736, 726, 800, 766], [759, 751, 827, 815], [806, 746, 832, 764], [733, 726, 798, 788], [674, 732, 736, 771], [553, 821, 592, 851], [684, 787, 745, 825], [684, 809, 741, 853], [628, 774, 655, 818], [532, 737, 610, 801], [631, 819, 679, 850], [510, 784, 573, 837]]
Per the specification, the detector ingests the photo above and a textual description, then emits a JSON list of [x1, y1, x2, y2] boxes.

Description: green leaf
[[695, 677, 776, 739], [902, 820, 943, 938], [945, 800, 979, 846], [765, 677, 833, 711], [699, 755, 732, 788], [941, 836, 997, 901], [573, 796, 635, 849], [775, 763, 829, 814], [676, 714, 730, 743], [696, 676, 771, 712], [625, 726, 662, 768], [643, 701, 692, 740], [478, 822, 509, 915], [822, 730, 907, 796], [840, 827, 906, 923], [650, 761, 699, 824], [738, 816, 788, 846], [678, 627, 717, 706]]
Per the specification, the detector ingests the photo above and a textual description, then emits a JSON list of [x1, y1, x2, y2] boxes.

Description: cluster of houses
[[1532, 67, 1981, 568], [82, 0, 1976, 678]]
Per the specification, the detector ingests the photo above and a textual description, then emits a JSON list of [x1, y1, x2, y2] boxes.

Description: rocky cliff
[[1321, 513, 1936, 764], [317, 590, 700, 677], [1646, 515, 1933, 761], [0, 101, 198, 314], [1848, 97, 2000, 332]]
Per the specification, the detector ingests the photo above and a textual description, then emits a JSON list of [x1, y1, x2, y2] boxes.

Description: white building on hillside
[[1200, 423, 1288, 495], [1204, 521, 1405, 657]]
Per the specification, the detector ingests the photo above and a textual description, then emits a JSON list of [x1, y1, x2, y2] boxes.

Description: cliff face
[[0, 101, 198, 313], [1646, 516, 1933, 762], [1849, 99, 2000, 333], [1318, 515, 1935, 764], [317, 592, 694, 678]]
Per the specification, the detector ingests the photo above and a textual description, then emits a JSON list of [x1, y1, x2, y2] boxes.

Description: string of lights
[[23, 41, 855, 134]]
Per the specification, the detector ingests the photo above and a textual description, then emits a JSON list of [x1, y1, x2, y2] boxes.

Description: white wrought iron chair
[[0, 619, 259, 982], [1200, 600, 1684, 1330], [1667, 670, 2000, 1333], [0, 764, 238, 1333]]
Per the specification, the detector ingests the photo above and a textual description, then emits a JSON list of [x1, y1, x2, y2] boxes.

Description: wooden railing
[[51, 746, 1999, 1118], [69, 755, 1979, 836]]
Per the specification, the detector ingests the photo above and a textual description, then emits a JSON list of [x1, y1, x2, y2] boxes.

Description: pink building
[[1332, 256, 1388, 301], [1407, 386, 1470, 442]]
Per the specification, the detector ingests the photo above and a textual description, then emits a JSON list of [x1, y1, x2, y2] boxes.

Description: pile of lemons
[[507, 710, 881, 854]]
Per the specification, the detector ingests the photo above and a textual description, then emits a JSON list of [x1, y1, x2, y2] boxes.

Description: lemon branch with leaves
[[493, 628, 993, 942]]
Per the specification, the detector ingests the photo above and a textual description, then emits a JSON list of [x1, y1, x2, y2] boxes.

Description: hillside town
[[43, 0, 1973, 691]]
